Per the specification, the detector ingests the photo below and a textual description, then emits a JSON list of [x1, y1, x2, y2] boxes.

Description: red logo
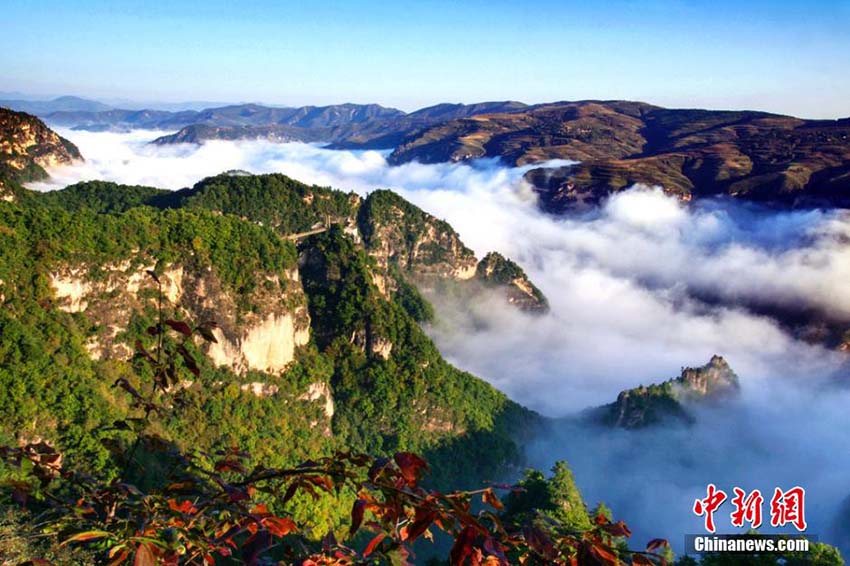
[[770, 486, 807, 532], [693, 484, 727, 533], [730, 487, 764, 529], [693, 485, 806, 533]]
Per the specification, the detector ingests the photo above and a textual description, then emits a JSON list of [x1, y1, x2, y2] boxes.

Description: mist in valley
[[32, 128, 850, 553]]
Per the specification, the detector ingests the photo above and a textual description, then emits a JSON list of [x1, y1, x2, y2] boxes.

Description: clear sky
[[2, 0, 849, 118]]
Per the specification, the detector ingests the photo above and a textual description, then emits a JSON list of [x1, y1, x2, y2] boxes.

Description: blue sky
[[2, 0, 849, 117]]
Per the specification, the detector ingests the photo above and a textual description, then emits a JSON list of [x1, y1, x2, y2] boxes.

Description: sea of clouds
[[32, 129, 850, 553]]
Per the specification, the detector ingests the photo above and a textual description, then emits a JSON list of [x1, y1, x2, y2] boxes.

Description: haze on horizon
[[2, 0, 849, 119]]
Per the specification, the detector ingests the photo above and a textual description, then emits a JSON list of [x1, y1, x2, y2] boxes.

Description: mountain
[[589, 355, 740, 429], [385, 100, 850, 209], [45, 102, 405, 134], [0, 177, 550, 541], [44, 100, 532, 147], [31, 97, 850, 209], [325, 100, 530, 150], [1, 129, 551, 481], [0, 108, 82, 198], [150, 123, 318, 144], [406, 101, 528, 122], [0, 113, 555, 549], [0, 95, 112, 114], [387, 100, 652, 166]]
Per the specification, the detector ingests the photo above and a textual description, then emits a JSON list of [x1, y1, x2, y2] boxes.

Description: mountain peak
[[675, 355, 740, 400], [593, 355, 740, 429], [0, 108, 83, 193]]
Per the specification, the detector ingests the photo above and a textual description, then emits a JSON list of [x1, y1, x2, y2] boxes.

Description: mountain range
[[4, 111, 847, 563], [6, 95, 849, 210], [0, 110, 555, 498]]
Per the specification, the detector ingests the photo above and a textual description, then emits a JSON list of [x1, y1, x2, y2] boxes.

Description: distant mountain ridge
[[42, 100, 528, 150], [0, 95, 113, 115], [386, 100, 850, 209], [6, 96, 850, 208]]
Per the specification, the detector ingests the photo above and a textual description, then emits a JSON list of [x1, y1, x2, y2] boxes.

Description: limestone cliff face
[[594, 355, 740, 429], [0, 108, 82, 189], [358, 189, 478, 282], [49, 260, 310, 374], [674, 355, 740, 400], [356, 189, 549, 310]]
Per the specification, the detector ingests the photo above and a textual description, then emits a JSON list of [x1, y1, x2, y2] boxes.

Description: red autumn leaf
[[482, 489, 504, 510], [134, 543, 158, 566], [250, 503, 270, 516], [450, 527, 477, 566], [588, 543, 619, 566], [107, 548, 130, 566], [349, 499, 366, 537], [197, 325, 218, 343], [407, 509, 438, 542], [282, 482, 299, 504], [264, 516, 296, 537], [61, 530, 111, 545], [523, 526, 556, 561], [394, 452, 428, 486], [632, 555, 655, 566], [601, 520, 632, 538], [363, 532, 386, 557], [168, 499, 196, 514], [165, 319, 193, 336], [306, 475, 334, 491], [646, 539, 669, 553]]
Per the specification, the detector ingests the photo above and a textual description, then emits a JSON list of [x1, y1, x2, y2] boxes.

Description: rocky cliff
[[592, 355, 740, 429], [49, 260, 310, 374], [0, 165, 545, 494], [475, 252, 548, 312], [0, 108, 81, 194]]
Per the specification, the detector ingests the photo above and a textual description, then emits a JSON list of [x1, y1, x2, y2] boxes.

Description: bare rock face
[[0, 108, 82, 185], [675, 355, 740, 400], [357, 190, 549, 311], [49, 260, 310, 374], [358, 189, 479, 281], [594, 355, 740, 429]]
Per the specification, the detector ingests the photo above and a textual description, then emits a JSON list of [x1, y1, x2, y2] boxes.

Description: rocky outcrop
[[207, 312, 310, 374], [592, 355, 740, 429], [674, 355, 740, 400], [356, 190, 549, 309], [48, 261, 310, 374], [298, 381, 335, 419], [0, 108, 82, 186], [475, 252, 548, 312], [358, 189, 479, 281]]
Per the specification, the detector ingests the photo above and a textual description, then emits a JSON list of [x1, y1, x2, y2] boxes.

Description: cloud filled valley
[[31, 128, 850, 553]]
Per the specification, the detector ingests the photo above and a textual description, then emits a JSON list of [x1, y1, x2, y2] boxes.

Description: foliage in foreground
[[0, 284, 668, 566]]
